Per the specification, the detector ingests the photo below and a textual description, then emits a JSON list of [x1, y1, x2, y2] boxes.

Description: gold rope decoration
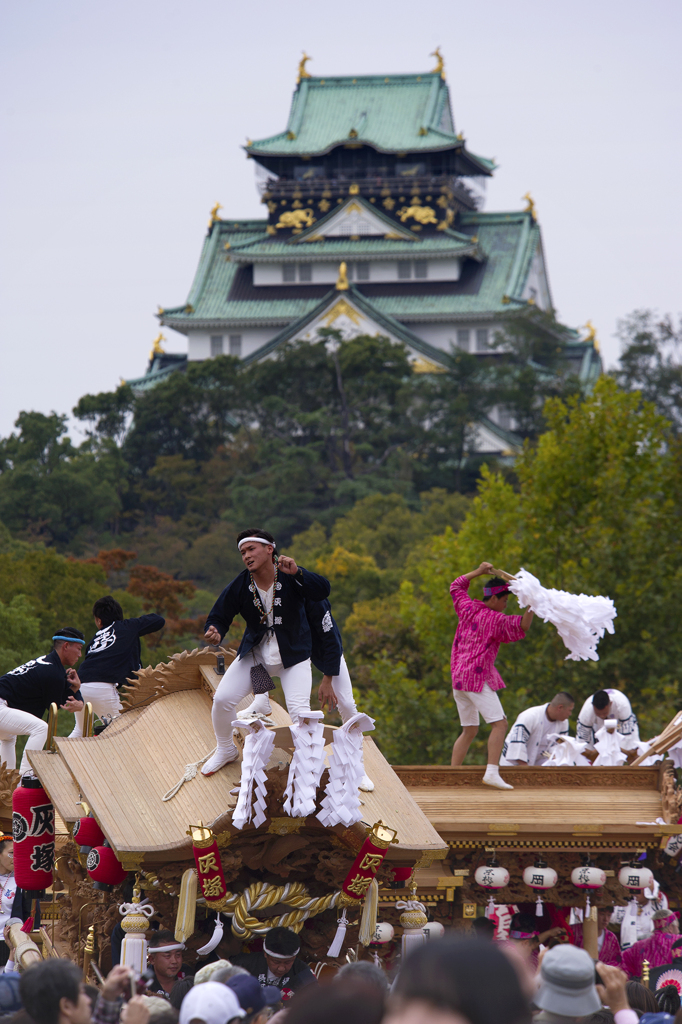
[[217, 882, 342, 939]]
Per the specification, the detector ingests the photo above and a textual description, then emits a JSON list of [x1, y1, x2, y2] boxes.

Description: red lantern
[[73, 816, 105, 850], [12, 778, 54, 893], [190, 825, 228, 908], [341, 822, 398, 905], [87, 845, 127, 890]]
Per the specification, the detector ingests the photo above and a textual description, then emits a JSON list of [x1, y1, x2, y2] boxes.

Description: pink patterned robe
[[450, 576, 526, 692], [622, 932, 682, 978], [572, 925, 623, 969]]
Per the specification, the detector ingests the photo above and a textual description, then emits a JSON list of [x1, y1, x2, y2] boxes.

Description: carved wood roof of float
[[27, 648, 446, 864]]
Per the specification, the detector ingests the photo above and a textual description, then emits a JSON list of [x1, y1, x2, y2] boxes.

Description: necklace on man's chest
[[250, 567, 280, 643]]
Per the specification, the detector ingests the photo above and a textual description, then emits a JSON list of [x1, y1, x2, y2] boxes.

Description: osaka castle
[[132, 52, 601, 452]]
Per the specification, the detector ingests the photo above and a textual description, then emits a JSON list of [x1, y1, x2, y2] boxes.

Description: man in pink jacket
[[450, 560, 533, 790]]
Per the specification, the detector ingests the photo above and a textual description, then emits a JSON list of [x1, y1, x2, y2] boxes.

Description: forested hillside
[[0, 309, 680, 762]]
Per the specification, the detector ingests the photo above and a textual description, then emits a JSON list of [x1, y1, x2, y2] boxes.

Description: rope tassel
[[327, 908, 348, 958], [196, 913, 224, 956]]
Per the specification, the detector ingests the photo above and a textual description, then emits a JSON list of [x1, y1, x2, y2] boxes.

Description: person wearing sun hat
[[0, 626, 84, 773]]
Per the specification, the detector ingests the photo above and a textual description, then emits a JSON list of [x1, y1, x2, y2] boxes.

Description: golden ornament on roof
[[430, 47, 445, 79], [336, 262, 349, 291], [583, 320, 600, 351], [208, 202, 222, 227], [522, 192, 537, 220], [149, 333, 166, 360], [297, 52, 312, 83]]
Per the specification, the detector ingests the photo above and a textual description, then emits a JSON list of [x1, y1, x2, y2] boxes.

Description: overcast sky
[[1, 0, 680, 439]]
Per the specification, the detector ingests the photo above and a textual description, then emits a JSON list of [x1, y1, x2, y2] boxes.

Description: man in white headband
[[147, 929, 192, 998], [202, 529, 331, 775], [230, 925, 315, 996]]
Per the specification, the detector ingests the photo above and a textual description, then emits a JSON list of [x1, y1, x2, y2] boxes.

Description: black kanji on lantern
[[30, 842, 54, 874], [29, 804, 54, 837]]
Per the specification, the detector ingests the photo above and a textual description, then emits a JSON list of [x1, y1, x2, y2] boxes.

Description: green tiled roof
[[230, 235, 481, 262], [159, 210, 543, 330], [241, 284, 452, 367], [247, 73, 494, 169]]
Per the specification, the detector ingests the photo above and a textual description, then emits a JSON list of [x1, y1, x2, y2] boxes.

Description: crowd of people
[[1, 926, 681, 1024]]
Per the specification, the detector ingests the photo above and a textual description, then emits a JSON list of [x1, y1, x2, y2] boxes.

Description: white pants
[[453, 684, 505, 727], [213, 650, 312, 751], [0, 703, 48, 774], [69, 683, 122, 738], [327, 656, 359, 724]]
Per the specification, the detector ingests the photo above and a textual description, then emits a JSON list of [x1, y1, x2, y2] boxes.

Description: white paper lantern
[[618, 865, 654, 891], [370, 922, 394, 944], [423, 921, 445, 940], [475, 863, 510, 889], [523, 863, 558, 890], [571, 865, 606, 889]]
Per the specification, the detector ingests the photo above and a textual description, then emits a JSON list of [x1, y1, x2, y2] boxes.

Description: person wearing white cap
[[202, 529, 330, 776], [179, 980, 246, 1024]]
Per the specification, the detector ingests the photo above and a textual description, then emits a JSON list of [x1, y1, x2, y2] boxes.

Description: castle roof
[[247, 72, 495, 171], [161, 210, 548, 328]]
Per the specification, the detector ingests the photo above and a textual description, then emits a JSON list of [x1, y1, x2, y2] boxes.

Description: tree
[[413, 349, 494, 491], [0, 595, 43, 675], [490, 310, 584, 441], [611, 310, 682, 433], [0, 412, 122, 545], [0, 547, 106, 640]]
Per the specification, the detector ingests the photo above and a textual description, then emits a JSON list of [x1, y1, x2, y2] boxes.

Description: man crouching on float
[[450, 560, 533, 791], [202, 529, 330, 776]]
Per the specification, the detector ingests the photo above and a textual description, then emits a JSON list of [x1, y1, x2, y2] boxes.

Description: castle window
[[298, 263, 312, 282], [355, 262, 370, 280], [398, 262, 411, 280], [456, 329, 470, 352], [414, 260, 428, 279], [282, 264, 296, 282], [229, 335, 242, 357], [210, 335, 223, 357], [476, 328, 489, 352]]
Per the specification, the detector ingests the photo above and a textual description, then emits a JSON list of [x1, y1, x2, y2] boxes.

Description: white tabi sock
[[201, 743, 239, 776], [483, 764, 513, 790]]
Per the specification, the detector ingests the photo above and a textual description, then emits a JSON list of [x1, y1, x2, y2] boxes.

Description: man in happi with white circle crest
[[202, 529, 331, 776]]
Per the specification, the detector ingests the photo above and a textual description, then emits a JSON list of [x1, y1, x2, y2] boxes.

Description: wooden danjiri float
[[0, 645, 680, 976]]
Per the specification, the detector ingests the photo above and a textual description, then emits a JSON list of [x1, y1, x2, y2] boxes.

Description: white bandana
[[263, 942, 299, 960], [238, 537, 274, 551]]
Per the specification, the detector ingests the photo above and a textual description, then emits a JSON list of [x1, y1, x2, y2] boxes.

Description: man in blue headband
[[0, 627, 84, 774]]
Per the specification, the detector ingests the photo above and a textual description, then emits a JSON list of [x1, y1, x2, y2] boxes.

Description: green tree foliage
[[490, 310, 583, 441], [1, 330, 574, 562], [350, 378, 682, 763], [611, 310, 682, 433], [0, 412, 122, 545], [0, 596, 43, 675]]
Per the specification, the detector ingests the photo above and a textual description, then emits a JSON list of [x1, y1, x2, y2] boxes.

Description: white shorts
[[453, 684, 505, 727]]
